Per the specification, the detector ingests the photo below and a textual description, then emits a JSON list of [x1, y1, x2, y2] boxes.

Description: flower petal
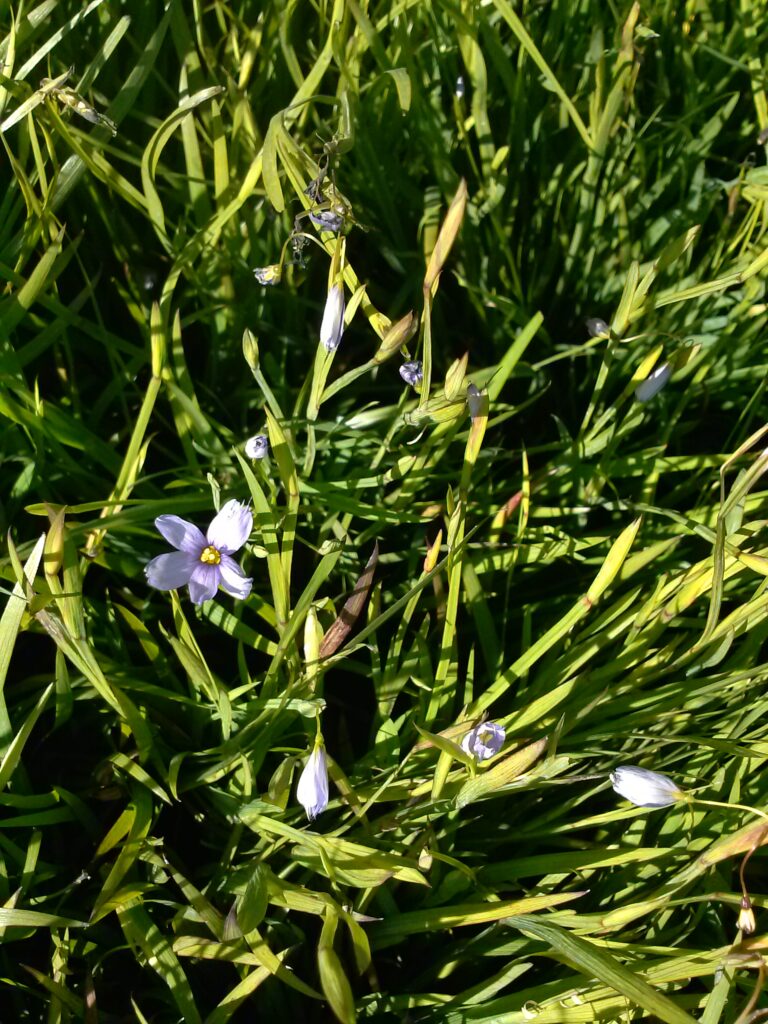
[[154, 515, 206, 554], [188, 563, 220, 605], [219, 554, 253, 600], [207, 500, 253, 553], [610, 765, 682, 808], [297, 747, 329, 820], [320, 283, 345, 352], [145, 551, 197, 591]]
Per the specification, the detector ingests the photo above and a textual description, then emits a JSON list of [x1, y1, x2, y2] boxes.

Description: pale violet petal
[[461, 722, 505, 761], [188, 563, 220, 605], [635, 363, 671, 403], [297, 747, 329, 820], [145, 551, 197, 591], [610, 765, 681, 807], [154, 515, 206, 554], [320, 284, 345, 352], [206, 500, 253, 552], [219, 554, 253, 600]]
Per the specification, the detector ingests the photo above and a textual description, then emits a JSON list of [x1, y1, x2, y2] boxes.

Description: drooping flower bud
[[467, 382, 486, 420], [635, 363, 671, 402], [610, 765, 684, 808], [586, 317, 610, 337], [245, 434, 269, 460], [320, 283, 346, 352], [297, 745, 329, 821], [738, 896, 756, 935], [399, 361, 423, 387], [310, 209, 345, 233]]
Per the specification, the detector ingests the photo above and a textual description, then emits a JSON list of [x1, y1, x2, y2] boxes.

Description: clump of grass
[[2, 1, 768, 1021]]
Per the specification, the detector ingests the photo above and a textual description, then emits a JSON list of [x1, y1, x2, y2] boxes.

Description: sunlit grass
[[2, 0, 768, 1020]]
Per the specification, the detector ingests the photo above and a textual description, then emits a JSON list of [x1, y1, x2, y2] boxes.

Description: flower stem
[[690, 796, 768, 822]]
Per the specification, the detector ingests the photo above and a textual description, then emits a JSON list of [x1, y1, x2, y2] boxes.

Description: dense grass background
[[2, 0, 768, 1020]]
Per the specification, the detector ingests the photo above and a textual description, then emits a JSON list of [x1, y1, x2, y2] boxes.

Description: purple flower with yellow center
[[145, 500, 253, 605], [461, 721, 505, 761]]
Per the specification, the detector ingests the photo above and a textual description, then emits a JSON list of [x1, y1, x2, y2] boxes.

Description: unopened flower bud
[[635, 363, 671, 402], [242, 329, 259, 371], [586, 317, 610, 337], [296, 744, 329, 821], [467, 382, 486, 420], [399, 361, 423, 387], [245, 434, 269, 460], [374, 311, 416, 364], [320, 283, 346, 352], [610, 765, 684, 808], [253, 264, 282, 286], [738, 896, 756, 935]]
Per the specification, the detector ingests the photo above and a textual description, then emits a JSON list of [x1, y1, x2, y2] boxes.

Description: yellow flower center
[[200, 545, 221, 565]]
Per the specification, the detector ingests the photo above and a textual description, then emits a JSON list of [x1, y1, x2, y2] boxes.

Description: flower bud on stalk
[[374, 311, 417, 364], [320, 283, 346, 352], [244, 434, 269, 460], [610, 765, 684, 808], [738, 896, 756, 935], [635, 363, 671, 402], [297, 744, 329, 820]]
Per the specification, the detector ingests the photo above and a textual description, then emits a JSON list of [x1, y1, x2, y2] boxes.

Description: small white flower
[[320, 283, 345, 352], [245, 434, 269, 460], [610, 765, 683, 808], [297, 745, 329, 820], [635, 363, 671, 402], [461, 722, 505, 761], [145, 500, 253, 605], [399, 361, 423, 387]]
